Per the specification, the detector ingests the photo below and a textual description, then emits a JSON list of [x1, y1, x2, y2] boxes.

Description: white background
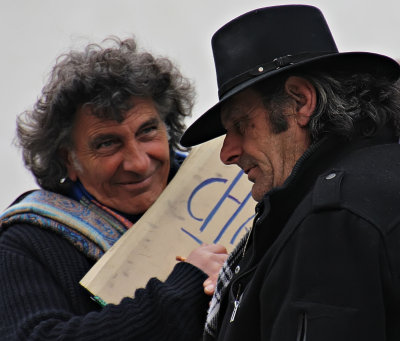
[[1, 0, 399, 209]]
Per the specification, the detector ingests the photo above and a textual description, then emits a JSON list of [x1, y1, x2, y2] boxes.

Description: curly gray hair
[[16, 36, 194, 193]]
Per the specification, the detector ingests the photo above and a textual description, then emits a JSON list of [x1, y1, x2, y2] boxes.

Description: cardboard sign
[[80, 136, 256, 304]]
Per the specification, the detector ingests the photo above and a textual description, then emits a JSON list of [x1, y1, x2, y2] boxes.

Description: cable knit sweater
[[0, 223, 209, 340]]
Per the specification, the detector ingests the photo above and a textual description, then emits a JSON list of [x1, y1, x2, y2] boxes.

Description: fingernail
[[205, 284, 214, 293], [175, 256, 187, 262]]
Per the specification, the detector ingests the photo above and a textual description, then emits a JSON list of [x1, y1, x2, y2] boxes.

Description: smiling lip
[[116, 175, 153, 190], [245, 166, 257, 182], [243, 165, 256, 175]]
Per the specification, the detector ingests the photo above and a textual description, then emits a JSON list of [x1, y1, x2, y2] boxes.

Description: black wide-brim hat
[[181, 5, 400, 147]]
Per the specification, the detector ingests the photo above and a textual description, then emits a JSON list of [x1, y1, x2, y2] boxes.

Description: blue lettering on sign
[[181, 169, 255, 246]]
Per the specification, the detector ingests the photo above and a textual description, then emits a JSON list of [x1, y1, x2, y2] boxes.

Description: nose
[[220, 132, 242, 165], [122, 141, 150, 174]]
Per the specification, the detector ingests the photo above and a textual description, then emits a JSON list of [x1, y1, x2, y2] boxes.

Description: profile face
[[220, 88, 306, 201], [66, 96, 170, 215]]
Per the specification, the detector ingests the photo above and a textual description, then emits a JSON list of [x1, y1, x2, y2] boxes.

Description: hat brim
[[181, 52, 400, 147]]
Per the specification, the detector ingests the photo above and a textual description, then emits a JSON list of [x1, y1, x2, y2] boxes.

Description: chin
[[251, 190, 263, 202], [124, 198, 157, 215], [252, 182, 272, 202], [120, 205, 150, 216]]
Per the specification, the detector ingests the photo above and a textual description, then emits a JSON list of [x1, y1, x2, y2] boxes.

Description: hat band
[[218, 51, 334, 98]]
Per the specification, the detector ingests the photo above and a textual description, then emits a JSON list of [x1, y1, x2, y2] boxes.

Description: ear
[[284, 76, 316, 127], [59, 148, 79, 182]]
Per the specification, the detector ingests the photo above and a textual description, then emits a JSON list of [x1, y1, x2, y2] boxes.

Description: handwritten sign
[[80, 136, 256, 304], [180, 169, 254, 246]]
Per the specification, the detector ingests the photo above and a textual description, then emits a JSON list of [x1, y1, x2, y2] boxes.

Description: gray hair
[[16, 36, 194, 193], [255, 70, 400, 141]]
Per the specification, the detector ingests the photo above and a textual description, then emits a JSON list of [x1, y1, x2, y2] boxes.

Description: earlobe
[[285, 76, 316, 127], [59, 148, 78, 181]]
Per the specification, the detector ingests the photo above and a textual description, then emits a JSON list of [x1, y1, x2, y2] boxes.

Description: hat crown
[[212, 5, 337, 98], [180, 5, 400, 147]]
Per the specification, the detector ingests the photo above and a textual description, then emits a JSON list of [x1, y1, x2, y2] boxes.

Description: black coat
[[213, 128, 400, 341]]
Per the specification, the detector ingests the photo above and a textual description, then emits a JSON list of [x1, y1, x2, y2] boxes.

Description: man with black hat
[[181, 5, 400, 341]]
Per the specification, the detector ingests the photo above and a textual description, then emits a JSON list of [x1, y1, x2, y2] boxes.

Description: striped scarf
[[204, 230, 249, 339], [0, 188, 132, 260]]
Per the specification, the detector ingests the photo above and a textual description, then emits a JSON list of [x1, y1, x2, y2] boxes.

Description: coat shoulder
[[311, 143, 400, 232]]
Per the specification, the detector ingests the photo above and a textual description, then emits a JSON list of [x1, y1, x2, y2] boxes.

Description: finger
[[214, 244, 228, 254], [204, 282, 215, 296], [208, 253, 228, 265], [203, 278, 213, 287], [202, 243, 228, 254]]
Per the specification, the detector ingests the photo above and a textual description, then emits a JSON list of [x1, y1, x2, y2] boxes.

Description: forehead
[[76, 97, 160, 125], [72, 97, 162, 140], [220, 88, 263, 124]]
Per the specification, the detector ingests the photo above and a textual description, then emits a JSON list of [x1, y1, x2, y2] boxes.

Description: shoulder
[[0, 223, 91, 265], [311, 143, 400, 231], [174, 150, 188, 164]]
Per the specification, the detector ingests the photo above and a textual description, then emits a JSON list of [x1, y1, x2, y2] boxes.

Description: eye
[[137, 123, 159, 140], [232, 117, 248, 135], [95, 138, 119, 150], [141, 125, 157, 135]]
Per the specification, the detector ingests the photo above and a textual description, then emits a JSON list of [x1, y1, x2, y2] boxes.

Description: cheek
[[141, 139, 170, 179], [157, 150, 171, 184], [81, 158, 121, 185], [242, 138, 266, 160], [157, 144, 170, 162], [147, 137, 170, 163], [98, 161, 120, 179]]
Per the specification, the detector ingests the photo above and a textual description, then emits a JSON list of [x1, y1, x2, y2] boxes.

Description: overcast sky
[[0, 0, 399, 209]]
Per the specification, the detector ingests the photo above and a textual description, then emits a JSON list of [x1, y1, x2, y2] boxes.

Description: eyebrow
[[139, 117, 161, 129], [88, 117, 162, 149], [221, 104, 247, 127]]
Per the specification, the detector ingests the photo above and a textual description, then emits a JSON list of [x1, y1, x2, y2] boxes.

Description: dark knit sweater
[[0, 223, 209, 340]]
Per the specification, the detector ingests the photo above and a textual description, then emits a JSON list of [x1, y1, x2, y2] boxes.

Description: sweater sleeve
[[0, 224, 209, 340]]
